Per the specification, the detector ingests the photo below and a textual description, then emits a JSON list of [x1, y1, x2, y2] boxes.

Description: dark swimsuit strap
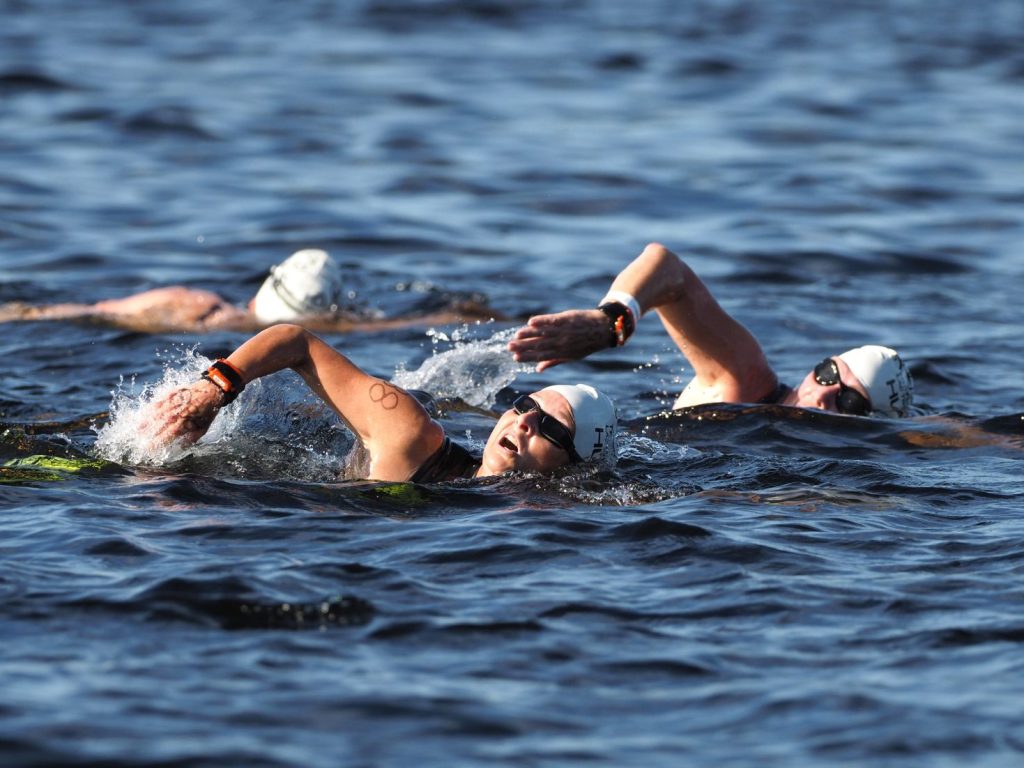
[[410, 436, 480, 484], [757, 381, 792, 404]]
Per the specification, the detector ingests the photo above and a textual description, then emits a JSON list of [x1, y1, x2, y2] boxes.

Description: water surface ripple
[[2, 1, 1023, 766]]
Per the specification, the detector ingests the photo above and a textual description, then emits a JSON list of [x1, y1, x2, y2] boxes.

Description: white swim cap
[[251, 249, 344, 323], [837, 345, 913, 417], [544, 384, 618, 466]]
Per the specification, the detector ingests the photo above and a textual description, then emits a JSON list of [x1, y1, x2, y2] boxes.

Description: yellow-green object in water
[[1, 454, 112, 484], [365, 482, 431, 505]]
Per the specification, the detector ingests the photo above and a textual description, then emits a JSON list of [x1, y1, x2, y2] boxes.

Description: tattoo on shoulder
[[369, 381, 401, 410]]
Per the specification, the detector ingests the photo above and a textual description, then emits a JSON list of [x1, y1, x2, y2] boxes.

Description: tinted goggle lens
[[837, 388, 871, 416], [813, 358, 839, 386], [512, 395, 580, 462]]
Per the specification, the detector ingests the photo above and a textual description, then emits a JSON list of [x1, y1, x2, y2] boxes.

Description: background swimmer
[[1, 249, 499, 333], [510, 243, 914, 418]]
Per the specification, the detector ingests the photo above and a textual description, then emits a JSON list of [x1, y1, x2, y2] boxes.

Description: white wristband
[[600, 290, 642, 323]]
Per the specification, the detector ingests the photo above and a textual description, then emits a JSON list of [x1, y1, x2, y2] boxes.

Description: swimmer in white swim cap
[[836, 345, 914, 417], [249, 249, 345, 324], [786, 345, 914, 417], [510, 242, 914, 418], [2, 249, 496, 333], [145, 324, 617, 483], [474, 383, 618, 478]]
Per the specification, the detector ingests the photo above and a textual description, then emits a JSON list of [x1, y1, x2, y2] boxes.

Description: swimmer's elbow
[[633, 243, 692, 304], [644, 242, 687, 262], [640, 243, 688, 276], [267, 322, 306, 335]]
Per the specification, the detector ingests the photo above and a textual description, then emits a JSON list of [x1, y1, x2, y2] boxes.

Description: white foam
[[94, 347, 211, 466], [617, 434, 694, 463], [93, 347, 347, 476]]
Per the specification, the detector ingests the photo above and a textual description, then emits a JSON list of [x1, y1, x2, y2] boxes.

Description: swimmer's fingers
[[508, 309, 609, 366], [518, 310, 594, 332], [0, 302, 35, 322], [534, 358, 569, 373], [144, 382, 221, 448], [141, 391, 196, 447]]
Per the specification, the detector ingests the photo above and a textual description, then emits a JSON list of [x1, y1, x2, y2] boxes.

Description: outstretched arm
[[146, 324, 443, 480], [508, 243, 778, 406], [2, 287, 252, 333]]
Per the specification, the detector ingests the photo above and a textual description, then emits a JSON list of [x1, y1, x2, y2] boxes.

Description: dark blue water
[[2, 1, 1024, 765]]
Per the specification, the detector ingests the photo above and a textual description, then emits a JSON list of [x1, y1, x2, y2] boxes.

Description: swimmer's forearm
[[509, 244, 703, 369], [222, 323, 361, 386], [610, 243, 750, 346], [610, 243, 771, 392], [219, 324, 307, 383], [148, 325, 361, 451], [217, 323, 439, 472]]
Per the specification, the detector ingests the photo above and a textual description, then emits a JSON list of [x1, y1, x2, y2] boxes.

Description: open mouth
[[499, 436, 518, 453]]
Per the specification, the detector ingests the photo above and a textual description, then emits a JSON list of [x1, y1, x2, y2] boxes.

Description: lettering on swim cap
[[837, 344, 913, 418], [885, 354, 912, 415]]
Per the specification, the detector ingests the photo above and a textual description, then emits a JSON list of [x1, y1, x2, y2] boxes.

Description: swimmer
[[509, 243, 914, 418], [145, 323, 617, 482], [1, 249, 497, 334]]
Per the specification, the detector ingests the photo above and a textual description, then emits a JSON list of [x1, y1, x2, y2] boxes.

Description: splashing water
[[93, 348, 350, 477], [392, 327, 528, 409], [95, 328, 530, 475], [617, 434, 695, 464], [94, 329, 524, 469], [94, 347, 212, 466]]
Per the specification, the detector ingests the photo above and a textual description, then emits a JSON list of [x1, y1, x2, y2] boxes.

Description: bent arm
[[147, 324, 443, 480], [509, 243, 778, 406]]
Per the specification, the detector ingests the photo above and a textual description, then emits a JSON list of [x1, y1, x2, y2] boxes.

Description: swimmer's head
[[837, 345, 913, 417], [251, 249, 344, 324], [478, 384, 618, 476]]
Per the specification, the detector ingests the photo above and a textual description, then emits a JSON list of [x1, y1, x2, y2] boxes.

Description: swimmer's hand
[[508, 309, 610, 372], [0, 302, 30, 322], [143, 380, 223, 449]]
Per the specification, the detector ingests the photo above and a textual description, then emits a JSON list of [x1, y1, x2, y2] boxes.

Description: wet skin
[[477, 389, 576, 476], [783, 356, 872, 413]]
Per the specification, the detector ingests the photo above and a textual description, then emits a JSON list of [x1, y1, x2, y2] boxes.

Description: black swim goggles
[[813, 358, 872, 416], [512, 395, 581, 463]]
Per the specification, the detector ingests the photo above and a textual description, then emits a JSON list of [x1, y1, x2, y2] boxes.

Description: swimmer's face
[[792, 356, 872, 415], [478, 389, 577, 476]]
